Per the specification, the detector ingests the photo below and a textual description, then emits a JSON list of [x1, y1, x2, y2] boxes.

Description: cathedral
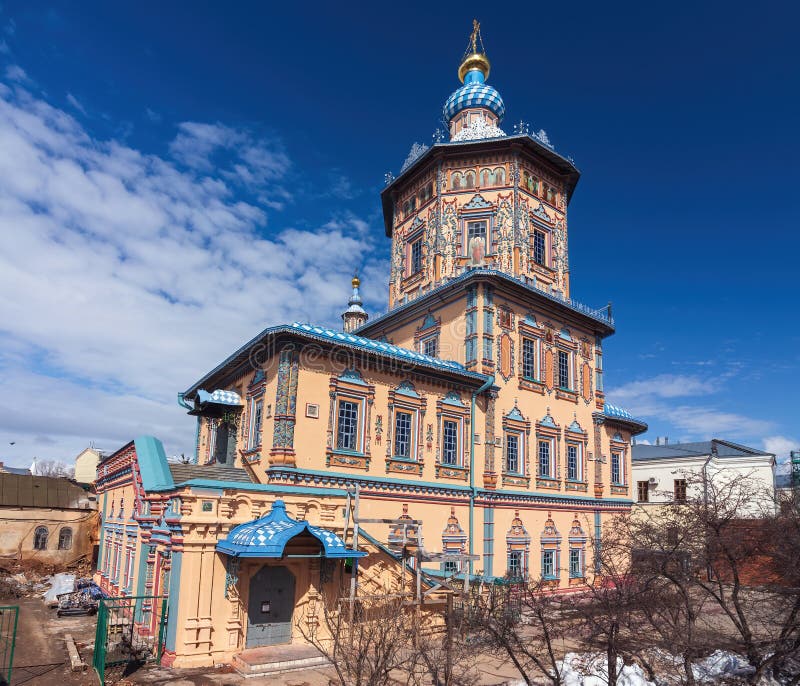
[[95, 23, 646, 669]]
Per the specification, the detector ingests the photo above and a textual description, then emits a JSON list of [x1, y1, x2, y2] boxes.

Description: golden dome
[[351, 274, 360, 289], [458, 52, 491, 83]]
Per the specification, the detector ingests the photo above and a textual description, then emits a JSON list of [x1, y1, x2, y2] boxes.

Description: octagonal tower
[[381, 21, 580, 310]]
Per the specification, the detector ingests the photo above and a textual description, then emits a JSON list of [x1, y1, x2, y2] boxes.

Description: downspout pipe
[[469, 375, 495, 577], [177, 392, 193, 411]]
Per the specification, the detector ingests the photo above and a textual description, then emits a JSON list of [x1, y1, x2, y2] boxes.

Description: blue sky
[[0, 1, 797, 468]]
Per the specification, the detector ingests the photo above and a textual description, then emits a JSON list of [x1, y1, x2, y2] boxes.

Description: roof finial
[[342, 270, 368, 333], [458, 19, 490, 83]]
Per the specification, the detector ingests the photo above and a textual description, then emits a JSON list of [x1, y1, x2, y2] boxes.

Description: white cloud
[[0, 78, 386, 467], [764, 435, 798, 470], [66, 92, 86, 116], [4, 64, 28, 83], [145, 107, 161, 123], [607, 373, 773, 444], [0, 39, 10, 55]]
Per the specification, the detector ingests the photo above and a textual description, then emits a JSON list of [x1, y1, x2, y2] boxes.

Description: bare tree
[[298, 595, 416, 686], [467, 577, 573, 686], [632, 471, 800, 684], [408, 600, 480, 686], [34, 459, 74, 478]]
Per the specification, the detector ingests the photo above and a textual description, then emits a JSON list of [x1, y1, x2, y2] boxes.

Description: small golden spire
[[458, 19, 490, 83], [351, 273, 360, 289]]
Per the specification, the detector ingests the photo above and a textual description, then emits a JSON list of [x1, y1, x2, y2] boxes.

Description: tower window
[[522, 337, 538, 380], [410, 238, 423, 274], [538, 439, 552, 477], [494, 167, 506, 185], [567, 443, 581, 481], [467, 220, 487, 244], [505, 432, 521, 474], [336, 400, 360, 451], [508, 550, 523, 579], [611, 452, 622, 484], [442, 419, 459, 465], [542, 550, 556, 579], [421, 336, 438, 357], [394, 411, 413, 459], [533, 230, 547, 266], [558, 350, 571, 390]]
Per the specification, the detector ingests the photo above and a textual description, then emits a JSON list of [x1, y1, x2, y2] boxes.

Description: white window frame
[[538, 438, 554, 478], [566, 442, 582, 481]]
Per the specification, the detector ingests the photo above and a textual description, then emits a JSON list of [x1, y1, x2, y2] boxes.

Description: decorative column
[[270, 346, 299, 466], [592, 415, 605, 498], [483, 389, 497, 488]]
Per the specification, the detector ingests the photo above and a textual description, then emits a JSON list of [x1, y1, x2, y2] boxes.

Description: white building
[[631, 439, 776, 516]]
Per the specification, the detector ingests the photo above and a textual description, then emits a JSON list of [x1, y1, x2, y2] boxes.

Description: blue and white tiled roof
[[290, 322, 474, 375], [444, 82, 506, 123], [196, 388, 243, 406], [603, 404, 634, 420], [603, 403, 647, 431], [216, 499, 365, 559]]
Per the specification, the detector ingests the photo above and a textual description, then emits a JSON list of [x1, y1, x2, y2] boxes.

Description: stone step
[[232, 644, 330, 677]]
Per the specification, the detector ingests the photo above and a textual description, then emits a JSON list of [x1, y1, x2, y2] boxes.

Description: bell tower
[[342, 273, 368, 333], [380, 22, 579, 310]]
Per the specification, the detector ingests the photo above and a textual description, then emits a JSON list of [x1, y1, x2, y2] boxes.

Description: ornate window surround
[[385, 381, 426, 477], [506, 510, 530, 580], [435, 392, 470, 481], [518, 317, 545, 395], [554, 330, 579, 403], [326, 369, 375, 471], [501, 404, 531, 488], [535, 410, 561, 490], [540, 513, 562, 583], [610, 432, 629, 495], [564, 417, 589, 493], [568, 514, 587, 582]]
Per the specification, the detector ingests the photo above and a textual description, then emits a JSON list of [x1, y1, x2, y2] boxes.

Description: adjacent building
[[631, 439, 776, 515], [95, 23, 647, 669], [0, 472, 98, 565]]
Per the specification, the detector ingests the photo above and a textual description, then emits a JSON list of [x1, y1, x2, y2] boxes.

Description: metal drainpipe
[[470, 375, 495, 577]]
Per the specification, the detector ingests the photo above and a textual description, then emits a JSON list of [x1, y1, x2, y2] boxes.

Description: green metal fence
[[92, 595, 167, 685], [0, 606, 18, 686]]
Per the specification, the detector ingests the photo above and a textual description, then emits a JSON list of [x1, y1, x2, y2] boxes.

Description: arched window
[[451, 172, 462, 190], [33, 526, 48, 550], [480, 168, 491, 186], [58, 527, 73, 550], [465, 171, 475, 189], [494, 167, 506, 185]]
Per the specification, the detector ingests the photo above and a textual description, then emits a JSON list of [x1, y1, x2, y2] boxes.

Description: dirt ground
[[0, 590, 524, 685], [4, 596, 97, 686]]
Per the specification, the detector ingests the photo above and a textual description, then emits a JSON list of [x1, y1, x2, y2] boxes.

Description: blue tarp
[[216, 499, 365, 559]]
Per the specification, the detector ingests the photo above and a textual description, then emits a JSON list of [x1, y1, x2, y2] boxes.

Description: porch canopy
[[216, 499, 365, 559]]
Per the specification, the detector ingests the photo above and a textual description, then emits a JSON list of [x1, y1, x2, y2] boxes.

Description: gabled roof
[[183, 321, 490, 400], [632, 439, 773, 462], [216, 499, 365, 559]]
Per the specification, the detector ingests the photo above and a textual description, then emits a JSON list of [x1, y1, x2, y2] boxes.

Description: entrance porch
[[215, 499, 365, 665]]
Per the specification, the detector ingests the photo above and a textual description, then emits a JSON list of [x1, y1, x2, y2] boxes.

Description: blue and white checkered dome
[[443, 69, 506, 124]]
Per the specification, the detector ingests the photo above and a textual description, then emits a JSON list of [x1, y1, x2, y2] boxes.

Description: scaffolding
[[341, 485, 479, 608]]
